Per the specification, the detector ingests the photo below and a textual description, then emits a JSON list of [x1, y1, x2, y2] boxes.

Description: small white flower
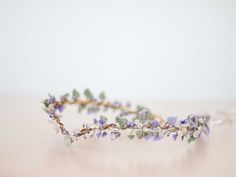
[[185, 134, 190, 139], [179, 128, 187, 136], [193, 130, 200, 138], [198, 118, 204, 124], [64, 135, 72, 146], [198, 126, 203, 131]]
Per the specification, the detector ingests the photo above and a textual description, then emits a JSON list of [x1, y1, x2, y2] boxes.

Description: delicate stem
[[62, 99, 164, 122]]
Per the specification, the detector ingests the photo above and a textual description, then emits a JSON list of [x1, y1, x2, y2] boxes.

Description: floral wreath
[[42, 89, 210, 146]]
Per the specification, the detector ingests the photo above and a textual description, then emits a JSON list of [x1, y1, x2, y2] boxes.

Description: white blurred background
[[0, 0, 235, 101]]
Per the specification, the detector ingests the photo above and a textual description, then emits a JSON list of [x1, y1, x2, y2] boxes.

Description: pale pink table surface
[[0, 96, 236, 177]]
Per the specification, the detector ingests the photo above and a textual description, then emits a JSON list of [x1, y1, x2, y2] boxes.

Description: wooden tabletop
[[0, 96, 235, 177]]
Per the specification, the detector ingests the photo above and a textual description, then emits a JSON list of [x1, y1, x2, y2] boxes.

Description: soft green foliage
[[72, 89, 80, 100], [127, 134, 135, 140], [87, 105, 100, 114], [62, 93, 70, 99], [116, 117, 128, 129], [136, 105, 145, 111], [84, 88, 94, 100], [43, 99, 49, 108], [188, 136, 196, 143], [60, 93, 70, 102], [137, 109, 154, 124], [99, 91, 106, 100], [78, 104, 86, 113], [144, 131, 153, 137], [136, 130, 144, 139], [42, 88, 210, 145], [48, 93, 55, 98]]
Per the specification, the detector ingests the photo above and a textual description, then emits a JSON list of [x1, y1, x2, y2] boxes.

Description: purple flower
[[98, 116, 107, 127], [101, 131, 107, 137], [127, 121, 136, 128], [49, 109, 55, 117], [153, 134, 163, 141], [180, 119, 188, 124], [82, 123, 89, 129], [98, 119, 105, 126], [167, 117, 177, 126], [93, 118, 98, 124], [172, 133, 178, 141], [96, 131, 102, 138], [48, 97, 55, 104], [151, 120, 159, 128], [152, 132, 163, 141], [203, 125, 210, 135], [56, 105, 64, 112]]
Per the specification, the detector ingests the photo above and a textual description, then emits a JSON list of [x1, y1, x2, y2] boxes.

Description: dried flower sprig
[[42, 89, 210, 146]]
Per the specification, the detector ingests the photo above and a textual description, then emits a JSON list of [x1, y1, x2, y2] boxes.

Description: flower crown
[[42, 89, 210, 146]]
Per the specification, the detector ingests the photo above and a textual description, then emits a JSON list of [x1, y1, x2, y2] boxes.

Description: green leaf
[[136, 105, 145, 111], [87, 105, 100, 114], [43, 99, 49, 108], [128, 134, 135, 140], [99, 91, 106, 100], [132, 117, 138, 122], [137, 110, 147, 124], [84, 88, 94, 100], [144, 131, 153, 137], [136, 130, 144, 139], [72, 89, 80, 100], [137, 109, 154, 124], [61, 93, 70, 101], [78, 104, 86, 113], [117, 118, 128, 129], [188, 136, 196, 143], [48, 93, 55, 98], [115, 116, 120, 123]]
